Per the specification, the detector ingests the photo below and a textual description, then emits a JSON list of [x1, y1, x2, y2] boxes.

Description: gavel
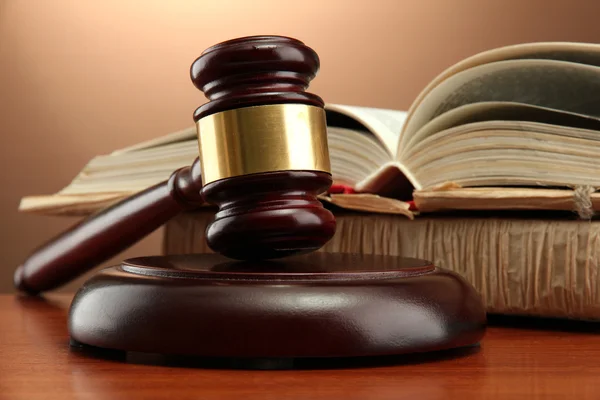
[[15, 35, 337, 295], [16, 35, 486, 363]]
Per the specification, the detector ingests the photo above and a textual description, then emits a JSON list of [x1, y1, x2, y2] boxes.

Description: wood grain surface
[[1, 294, 599, 399]]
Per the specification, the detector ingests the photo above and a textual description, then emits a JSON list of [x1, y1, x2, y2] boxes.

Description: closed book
[[164, 209, 600, 321]]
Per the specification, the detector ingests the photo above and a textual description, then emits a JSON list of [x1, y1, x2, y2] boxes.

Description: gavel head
[[190, 35, 336, 260]]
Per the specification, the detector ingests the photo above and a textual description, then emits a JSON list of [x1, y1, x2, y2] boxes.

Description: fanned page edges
[[401, 58, 600, 147], [402, 123, 600, 190], [399, 41, 600, 149], [401, 102, 600, 158]]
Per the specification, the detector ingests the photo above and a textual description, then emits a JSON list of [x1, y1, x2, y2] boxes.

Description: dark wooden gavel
[[15, 35, 336, 295]]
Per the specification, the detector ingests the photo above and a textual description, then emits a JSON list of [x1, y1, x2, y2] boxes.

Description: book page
[[325, 103, 407, 157], [402, 122, 600, 190], [402, 42, 600, 144], [405, 123, 600, 170], [400, 101, 600, 157], [401, 59, 600, 150]]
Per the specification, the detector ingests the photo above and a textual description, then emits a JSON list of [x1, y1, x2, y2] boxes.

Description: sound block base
[[68, 253, 486, 368]]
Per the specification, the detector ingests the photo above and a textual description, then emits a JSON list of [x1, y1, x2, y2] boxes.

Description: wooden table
[[1, 294, 599, 399]]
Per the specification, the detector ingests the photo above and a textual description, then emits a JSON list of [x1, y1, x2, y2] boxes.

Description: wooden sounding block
[[16, 35, 486, 367], [69, 253, 485, 364]]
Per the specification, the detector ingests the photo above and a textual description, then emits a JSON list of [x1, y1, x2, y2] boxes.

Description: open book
[[19, 41, 600, 217]]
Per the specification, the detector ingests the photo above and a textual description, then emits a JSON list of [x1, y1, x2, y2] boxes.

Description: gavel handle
[[14, 158, 204, 295]]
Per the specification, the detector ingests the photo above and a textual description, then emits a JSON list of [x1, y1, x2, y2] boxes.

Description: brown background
[[1, 0, 600, 293]]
